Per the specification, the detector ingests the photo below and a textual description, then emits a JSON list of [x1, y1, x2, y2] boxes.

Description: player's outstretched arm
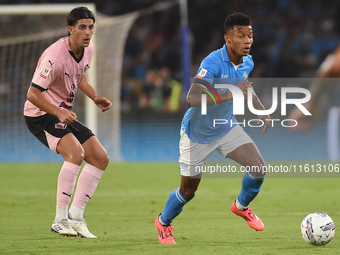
[[289, 47, 340, 131], [27, 86, 77, 124], [78, 74, 112, 112], [304, 52, 340, 115], [288, 79, 327, 131]]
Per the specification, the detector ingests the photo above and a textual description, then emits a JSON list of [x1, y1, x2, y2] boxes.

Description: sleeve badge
[[40, 67, 51, 79]]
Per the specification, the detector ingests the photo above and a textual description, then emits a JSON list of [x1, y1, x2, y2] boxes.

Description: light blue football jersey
[[181, 44, 254, 143]]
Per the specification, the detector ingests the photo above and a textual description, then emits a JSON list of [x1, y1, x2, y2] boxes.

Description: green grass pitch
[[0, 162, 339, 255]]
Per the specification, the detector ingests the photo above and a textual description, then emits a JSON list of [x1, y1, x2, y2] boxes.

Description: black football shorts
[[25, 113, 94, 153]]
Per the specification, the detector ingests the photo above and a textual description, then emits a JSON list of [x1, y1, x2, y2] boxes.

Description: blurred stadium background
[[1, 0, 340, 163]]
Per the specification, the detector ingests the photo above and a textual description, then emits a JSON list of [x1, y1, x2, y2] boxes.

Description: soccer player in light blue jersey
[[155, 12, 271, 244]]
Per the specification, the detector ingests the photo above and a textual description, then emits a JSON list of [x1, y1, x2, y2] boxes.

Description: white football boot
[[51, 219, 78, 237], [68, 215, 97, 238]]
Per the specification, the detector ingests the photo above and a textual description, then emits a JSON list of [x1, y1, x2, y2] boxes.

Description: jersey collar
[[64, 37, 84, 63], [221, 44, 247, 64]]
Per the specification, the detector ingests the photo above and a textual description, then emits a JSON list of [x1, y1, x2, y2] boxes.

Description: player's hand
[[94, 96, 112, 112], [57, 110, 77, 125], [258, 114, 271, 133], [236, 81, 253, 98], [288, 107, 314, 132]]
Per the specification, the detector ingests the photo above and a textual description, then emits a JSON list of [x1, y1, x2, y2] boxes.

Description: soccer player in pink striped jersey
[[24, 7, 112, 238]]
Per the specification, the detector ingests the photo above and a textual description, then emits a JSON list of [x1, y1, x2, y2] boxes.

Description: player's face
[[68, 19, 94, 48], [224, 25, 253, 59]]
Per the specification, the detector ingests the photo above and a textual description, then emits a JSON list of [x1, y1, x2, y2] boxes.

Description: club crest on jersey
[[197, 69, 208, 79], [40, 67, 51, 79]]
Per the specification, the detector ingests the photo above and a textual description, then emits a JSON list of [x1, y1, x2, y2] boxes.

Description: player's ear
[[224, 33, 231, 45], [68, 26, 73, 35]]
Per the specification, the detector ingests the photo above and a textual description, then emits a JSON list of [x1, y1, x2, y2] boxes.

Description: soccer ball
[[300, 212, 335, 246]]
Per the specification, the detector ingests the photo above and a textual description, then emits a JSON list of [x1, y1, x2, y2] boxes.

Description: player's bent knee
[[65, 150, 85, 165], [58, 146, 85, 165], [248, 164, 266, 178], [181, 189, 196, 201], [100, 154, 109, 170], [57, 133, 85, 164], [87, 152, 109, 170], [95, 150, 109, 169]]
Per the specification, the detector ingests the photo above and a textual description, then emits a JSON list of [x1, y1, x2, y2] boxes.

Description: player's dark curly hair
[[67, 6, 95, 27], [224, 12, 251, 34]]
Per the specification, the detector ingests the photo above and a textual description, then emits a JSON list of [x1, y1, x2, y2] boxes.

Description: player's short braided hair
[[224, 12, 251, 34], [67, 6, 95, 33]]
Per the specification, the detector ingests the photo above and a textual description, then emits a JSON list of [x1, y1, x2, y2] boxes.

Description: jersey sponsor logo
[[59, 102, 72, 110], [221, 74, 228, 78], [66, 86, 76, 104], [66, 97, 74, 103], [40, 67, 51, 79], [196, 68, 207, 79]]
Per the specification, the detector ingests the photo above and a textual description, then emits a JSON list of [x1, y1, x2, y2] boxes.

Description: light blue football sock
[[237, 172, 265, 208], [160, 187, 188, 225]]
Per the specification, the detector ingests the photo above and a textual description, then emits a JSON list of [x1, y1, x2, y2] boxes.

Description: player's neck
[[68, 38, 84, 59], [226, 46, 243, 65], [229, 54, 243, 65]]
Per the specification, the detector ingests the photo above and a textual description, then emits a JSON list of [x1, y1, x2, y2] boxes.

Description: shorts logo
[[180, 163, 188, 170], [196, 68, 207, 79], [40, 67, 51, 79], [55, 123, 67, 129]]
